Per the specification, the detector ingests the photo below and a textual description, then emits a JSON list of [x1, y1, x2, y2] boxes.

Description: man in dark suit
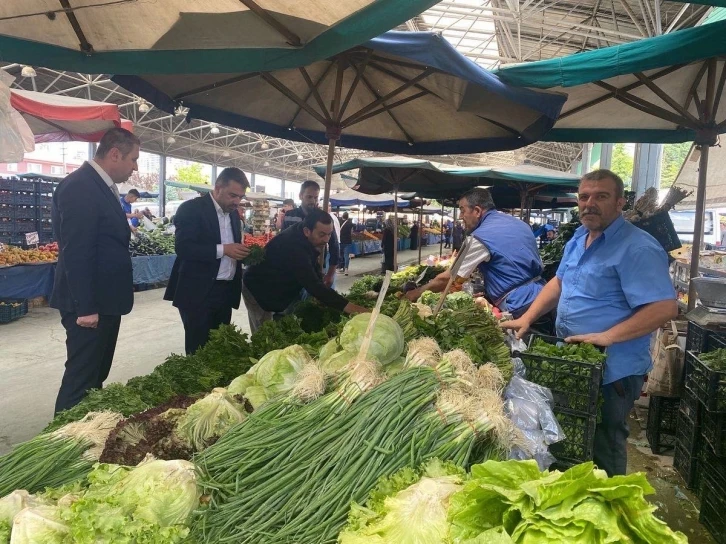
[[51, 128, 139, 413], [165, 168, 250, 354]]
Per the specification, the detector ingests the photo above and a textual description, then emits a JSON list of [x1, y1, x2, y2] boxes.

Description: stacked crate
[[0, 177, 58, 245], [679, 321, 726, 543], [518, 334, 603, 469]]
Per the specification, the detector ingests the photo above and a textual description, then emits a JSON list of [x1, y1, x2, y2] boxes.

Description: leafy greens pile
[[527, 337, 606, 365]]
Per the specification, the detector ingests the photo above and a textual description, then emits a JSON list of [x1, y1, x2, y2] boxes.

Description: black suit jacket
[[164, 193, 243, 310], [50, 162, 134, 316]]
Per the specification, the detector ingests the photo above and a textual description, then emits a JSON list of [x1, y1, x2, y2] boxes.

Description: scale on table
[[686, 277, 726, 329]]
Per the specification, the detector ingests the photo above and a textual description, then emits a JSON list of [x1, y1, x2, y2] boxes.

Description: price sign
[[25, 231, 39, 246]]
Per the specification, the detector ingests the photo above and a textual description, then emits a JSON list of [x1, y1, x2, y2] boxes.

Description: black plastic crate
[[646, 395, 679, 454], [13, 193, 36, 206], [688, 350, 726, 412], [12, 180, 36, 192], [12, 220, 36, 234], [700, 474, 726, 544], [0, 206, 13, 219], [37, 181, 56, 194], [680, 376, 703, 425], [676, 393, 701, 453], [0, 192, 12, 205], [686, 321, 726, 353], [0, 299, 28, 324], [14, 207, 37, 220], [673, 440, 701, 490], [0, 179, 13, 191], [702, 408, 726, 457], [520, 334, 603, 415], [37, 194, 52, 206], [549, 408, 597, 466], [632, 210, 682, 252], [40, 206, 52, 219]]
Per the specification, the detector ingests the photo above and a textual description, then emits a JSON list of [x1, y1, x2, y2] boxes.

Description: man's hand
[[500, 317, 532, 340], [343, 302, 369, 314], [223, 243, 250, 261], [77, 314, 99, 328], [324, 268, 336, 288], [405, 287, 423, 302], [565, 332, 614, 347]]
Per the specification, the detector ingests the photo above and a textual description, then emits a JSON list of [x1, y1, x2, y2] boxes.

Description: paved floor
[[0, 245, 445, 453]]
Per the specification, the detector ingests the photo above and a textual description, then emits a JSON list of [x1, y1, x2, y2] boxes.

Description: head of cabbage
[[254, 344, 312, 395], [339, 314, 404, 365]]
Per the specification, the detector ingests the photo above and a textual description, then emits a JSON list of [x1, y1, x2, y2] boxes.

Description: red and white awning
[[9, 89, 128, 143]]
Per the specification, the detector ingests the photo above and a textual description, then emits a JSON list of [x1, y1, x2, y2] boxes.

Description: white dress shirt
[[457, 237, 491, 279], [211, 194, 236, 281], [88, 159, 120, 200]]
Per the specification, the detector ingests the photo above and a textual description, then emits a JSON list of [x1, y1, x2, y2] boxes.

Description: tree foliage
[[661, 142, 692, 188], [173, 163, 208, 185], [610, 143, 634, 186]]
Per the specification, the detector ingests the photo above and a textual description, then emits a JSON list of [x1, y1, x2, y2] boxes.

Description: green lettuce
[[254, 344, 311, 395], [175, 388, 247, 450], [339, 313, 405, 365], [339, 459, 465, 544], [448, 460, 688, 544], [8, 505, 68, 544]]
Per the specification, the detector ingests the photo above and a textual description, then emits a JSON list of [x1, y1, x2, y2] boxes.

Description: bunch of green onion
[[192, 360, 507, 543]]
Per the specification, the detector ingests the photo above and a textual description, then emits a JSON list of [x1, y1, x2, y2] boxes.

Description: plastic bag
[[504, 375, 566, 470], [0, 80, 30, 162]]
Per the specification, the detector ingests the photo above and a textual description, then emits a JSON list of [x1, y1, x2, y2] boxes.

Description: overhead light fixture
[[223, 150, 231, 157], [260, 142, 269, 150], [21, 65, 36, 78], [297, 154, 304, 161], [138, 101, 150, 113], [209, 124, 220, 135], [263, 161, 270, 167], [166, 136, 176, 144]]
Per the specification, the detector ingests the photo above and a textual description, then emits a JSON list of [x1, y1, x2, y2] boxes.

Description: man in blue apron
[[405, 188, 545, 319]]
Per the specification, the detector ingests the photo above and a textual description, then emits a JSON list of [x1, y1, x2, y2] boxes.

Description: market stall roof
[[10, 88, 124, 143], [676, 145, 725, 208], [164, 180, 285, 202], [315, 157, 580, 197], [494, 19, 726, 144], [328, 189, 409, 207], [0, 1, 439, 75]]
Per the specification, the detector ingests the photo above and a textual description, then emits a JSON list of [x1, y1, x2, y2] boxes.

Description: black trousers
[[178, 281, 234, 355], [55, 313, 122, 414]]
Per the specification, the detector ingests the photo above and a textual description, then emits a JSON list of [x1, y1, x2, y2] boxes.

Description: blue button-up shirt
[[120, 197, 139, 227], [556, 215, 675, 384]]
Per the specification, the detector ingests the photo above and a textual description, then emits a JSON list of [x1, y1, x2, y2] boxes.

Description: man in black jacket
[[164, 168, 250, 354], [243, 209, 367, 332], [282, 180, 339, 287], [51, 128, 139, 413]]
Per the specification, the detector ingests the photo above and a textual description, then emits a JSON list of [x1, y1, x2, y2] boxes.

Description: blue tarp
[[132, 255, 176, 285], [0, 263, 55, 300]]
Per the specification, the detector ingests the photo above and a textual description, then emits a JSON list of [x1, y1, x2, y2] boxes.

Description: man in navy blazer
[[164, 168, 250, 354], [51, 128, 139, 413]]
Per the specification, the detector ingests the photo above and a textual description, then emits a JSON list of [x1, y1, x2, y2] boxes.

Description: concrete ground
[[0, 243, 716, 541], [0, 244, 445, 454]]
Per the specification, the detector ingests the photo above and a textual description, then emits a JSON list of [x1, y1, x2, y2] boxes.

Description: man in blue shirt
[[503, 169, 677, 476], [120, 188, 142, 230]]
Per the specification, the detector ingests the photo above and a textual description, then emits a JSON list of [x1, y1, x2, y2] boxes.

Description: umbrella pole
[[418, 206, 423, 264], [439, 202, 444, 258], [688, 144, 710, 311], [393, 185, 399, 271], [322, 137, 336, 212]]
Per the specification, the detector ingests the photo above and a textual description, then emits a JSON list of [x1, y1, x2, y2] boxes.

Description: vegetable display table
[[0, 262, 56, 299], [131, 254, 176, 285]]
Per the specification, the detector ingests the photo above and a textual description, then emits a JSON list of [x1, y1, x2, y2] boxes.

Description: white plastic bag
[[0, 80, 31, 163]]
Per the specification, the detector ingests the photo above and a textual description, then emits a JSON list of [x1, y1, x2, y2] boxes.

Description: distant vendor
[[242, 209, 368, 333], [120, 188, 143, 229], [406, 188, 545, 319]]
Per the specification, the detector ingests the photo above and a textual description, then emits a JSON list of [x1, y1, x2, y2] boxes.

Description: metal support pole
[[688, 145, 709, 311], [418, 206, 423, 265], [280, 178, 285, 198], [439, 202, 444, 258], [159, 154, 167, 217], [211, 164, 217, 184], [250, 172, 256, 191], [393, 185, 399, 270]]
